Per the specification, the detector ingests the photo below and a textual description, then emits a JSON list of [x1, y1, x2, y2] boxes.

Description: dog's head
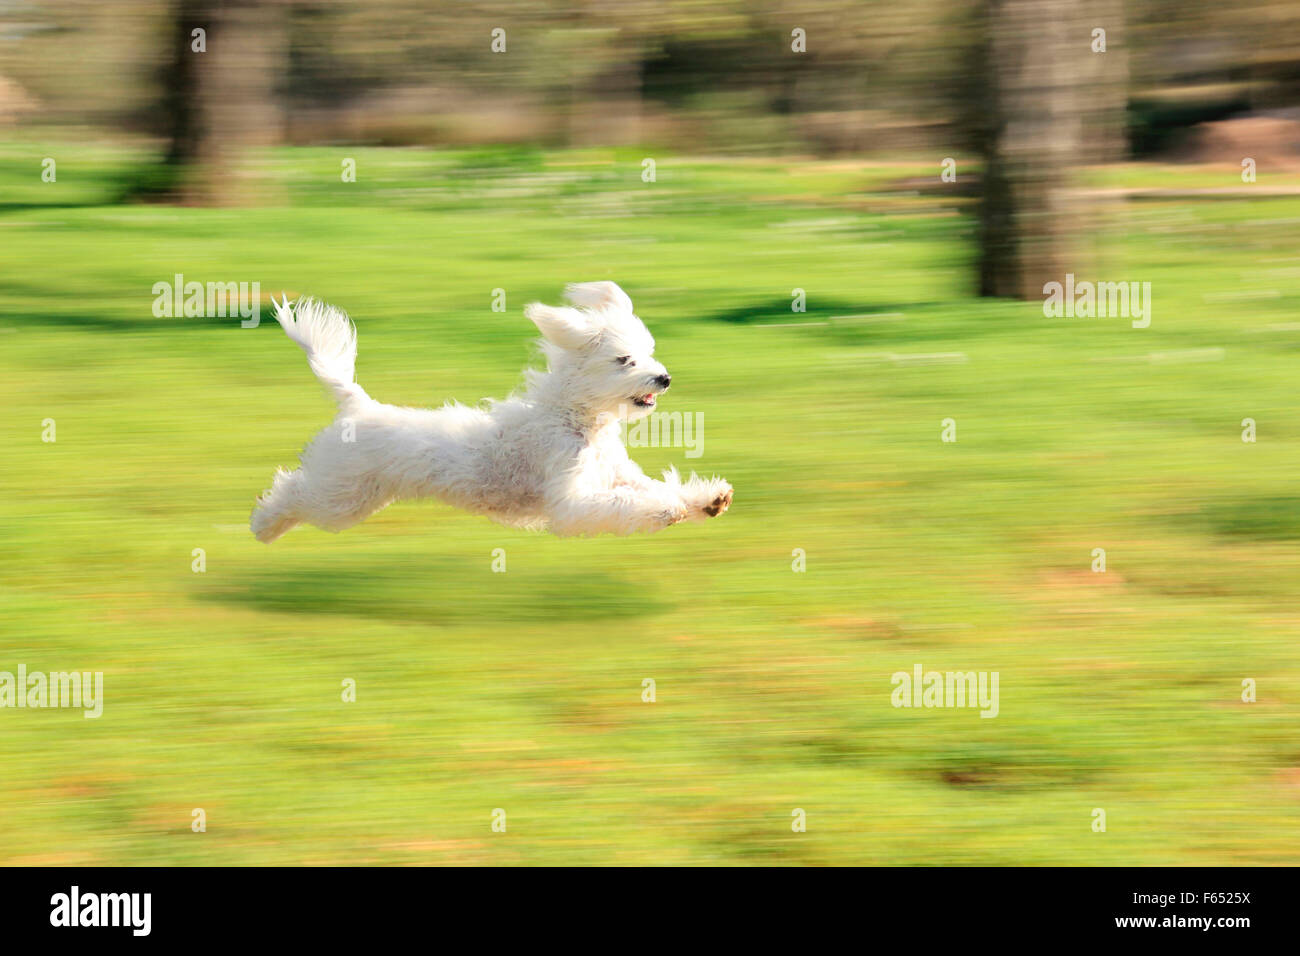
[[524, 282, 670, 422]]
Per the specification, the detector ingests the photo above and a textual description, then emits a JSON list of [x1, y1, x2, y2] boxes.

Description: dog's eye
[[615, 355, 634, 367]]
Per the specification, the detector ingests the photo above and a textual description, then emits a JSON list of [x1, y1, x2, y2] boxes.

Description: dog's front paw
[[702, 487, 733, 517], [681, 476, 733, 521]]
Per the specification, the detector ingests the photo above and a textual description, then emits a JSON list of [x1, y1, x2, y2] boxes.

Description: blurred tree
[[159, 0, 283, 203], [6, 0, 1296, 192], [971, 0, 1093, 299]]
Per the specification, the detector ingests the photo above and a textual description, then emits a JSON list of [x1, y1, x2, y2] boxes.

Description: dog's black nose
[[655, 373, 672, 388]]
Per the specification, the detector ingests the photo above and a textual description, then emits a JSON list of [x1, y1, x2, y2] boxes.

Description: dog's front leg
[[548, 486, 686, 536], [613, 458, 655, 490], [548, 473, 732, 536]]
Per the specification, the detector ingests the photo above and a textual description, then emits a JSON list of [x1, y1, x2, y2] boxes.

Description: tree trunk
[[975, 0, 1092, 299], [161, 0, 283, 205]]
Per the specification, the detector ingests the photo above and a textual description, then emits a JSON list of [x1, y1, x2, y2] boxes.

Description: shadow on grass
[[202, 556, 674, 625], [0, 306, 263, 334], [0, 160, 167, 215], [1197, 496, 1300, 541], [0, 201, 115, 215], [0, 279, 279, 333], [702, 296, 1025, 346], [707, 297, 941, 326]]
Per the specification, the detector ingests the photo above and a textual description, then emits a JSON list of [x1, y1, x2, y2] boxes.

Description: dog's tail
[[270, 295, 370, 408]]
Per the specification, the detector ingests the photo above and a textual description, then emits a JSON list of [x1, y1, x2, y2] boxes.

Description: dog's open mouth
[[632, 393, 657, 408]]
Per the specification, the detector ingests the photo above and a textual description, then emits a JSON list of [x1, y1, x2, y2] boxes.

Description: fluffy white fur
[[251, 282, 732, 542]]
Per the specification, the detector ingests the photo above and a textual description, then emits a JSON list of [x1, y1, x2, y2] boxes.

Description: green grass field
[[2, 141, 1299, 864]]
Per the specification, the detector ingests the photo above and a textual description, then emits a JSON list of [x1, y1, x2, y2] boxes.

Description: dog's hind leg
[[251, 468, 305, 543], [304, 476, 395, 533]]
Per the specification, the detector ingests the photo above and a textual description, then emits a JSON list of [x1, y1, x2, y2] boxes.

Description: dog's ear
[[564, 281, 633, 314], [524, 303, 597, 350]]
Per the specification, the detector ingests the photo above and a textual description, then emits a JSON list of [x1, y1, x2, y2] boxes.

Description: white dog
[[251, 282, 733, 542]]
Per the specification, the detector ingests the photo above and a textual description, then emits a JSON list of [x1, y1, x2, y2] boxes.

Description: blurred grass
[[1, 140, 1299, 864]]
